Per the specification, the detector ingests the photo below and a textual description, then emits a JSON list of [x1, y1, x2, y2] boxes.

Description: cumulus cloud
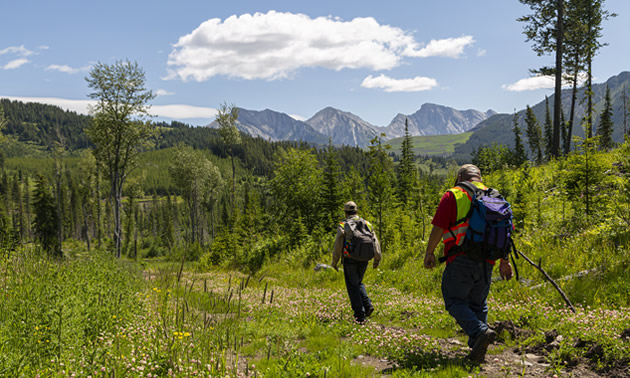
[[46, 64, 90, 74], [2, 58, 29, 70], [1, 96, 216, 120], [151, 104, 217, 119], [503, 74, 585, 92], [167, 11, 474, 81], [0, 45, 34, 57], [289, 114, 306, 121], [361, 74, 438, 92], [156, 89, 175, 96], [412, 36, 475, 58]]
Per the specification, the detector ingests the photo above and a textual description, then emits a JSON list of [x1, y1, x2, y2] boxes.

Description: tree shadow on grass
[[380, 348, 480, 375]]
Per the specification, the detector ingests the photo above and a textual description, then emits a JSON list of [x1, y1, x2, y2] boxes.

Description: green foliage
[[471, 143, 513, 173], [269, 147, 324, 233], [597, 85, 615, 150], [525, 105, 544, 164], [32, 175, 60, 257], [0, 248, 144, 376]]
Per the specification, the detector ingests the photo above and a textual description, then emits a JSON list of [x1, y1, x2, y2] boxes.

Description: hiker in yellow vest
[[424, 164, 513, 363], [332, 201, 382, 323]]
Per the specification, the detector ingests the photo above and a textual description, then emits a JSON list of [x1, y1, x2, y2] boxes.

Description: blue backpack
[[454, 181, 514, 262]]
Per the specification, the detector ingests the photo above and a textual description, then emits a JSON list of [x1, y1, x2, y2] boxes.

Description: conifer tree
[[596, 85, 614, 150], [0, 104, 6, 170], [321, 138, 343, 227], [512, 111, 528, 166], [32, 175, 60, 256], [518, 0, 564, 157], [367, 134, 395, 240], [543, 96, 554, 160], [397, 119, 417, 208], [525, 105, 543, 164]]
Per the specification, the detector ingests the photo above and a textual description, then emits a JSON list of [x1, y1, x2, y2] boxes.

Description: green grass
[[388, 132, 472, 157]]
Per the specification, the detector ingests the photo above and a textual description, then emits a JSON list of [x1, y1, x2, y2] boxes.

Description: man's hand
[[373, 261, 380, 269], [332, 264, 339, 272], [499, 259, 513, 280], [424, 251, 437, 269]]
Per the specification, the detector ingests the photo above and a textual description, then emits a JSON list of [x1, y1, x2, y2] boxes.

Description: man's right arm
[[424, 225, 444, 269]]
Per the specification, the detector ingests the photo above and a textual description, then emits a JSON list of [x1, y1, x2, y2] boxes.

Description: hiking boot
[[468, 329, 496, 363], [365, 306, 374, 318]]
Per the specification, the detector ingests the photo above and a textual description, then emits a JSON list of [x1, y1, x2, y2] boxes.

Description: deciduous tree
[[86, 60, 157, 257]]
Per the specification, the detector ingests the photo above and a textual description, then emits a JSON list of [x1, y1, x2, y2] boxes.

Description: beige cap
[[457, 164, 481, 181], [343, 201, 358, 212]]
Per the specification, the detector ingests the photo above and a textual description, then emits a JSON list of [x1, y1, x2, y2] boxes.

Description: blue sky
[[2, 0, 629, 127]]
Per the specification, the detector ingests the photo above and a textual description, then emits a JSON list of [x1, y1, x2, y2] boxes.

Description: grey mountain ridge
[[209, 103, 497, 148]]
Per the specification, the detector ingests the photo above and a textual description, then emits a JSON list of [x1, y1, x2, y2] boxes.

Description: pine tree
[[543, 96, 554, 160], [397, 119, 417, 208], [512, 111, 528, 166], [321, 138, 343, 227], [367, 134, 395, 240], [518, 0, 564, 157], [596, 85, 614, 150], [525, 105, 543, 164], [32, 175, 61, 256]]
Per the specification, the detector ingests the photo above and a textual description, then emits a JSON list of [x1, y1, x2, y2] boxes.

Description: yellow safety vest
[[441, 181, 487, 247]]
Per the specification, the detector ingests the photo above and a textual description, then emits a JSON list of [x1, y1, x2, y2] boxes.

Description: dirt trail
[[352, 321, 610, 377]]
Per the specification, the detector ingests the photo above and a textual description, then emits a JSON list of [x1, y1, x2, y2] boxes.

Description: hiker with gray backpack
[[331, 201, 382, 323], [424, 164, 514, 363]]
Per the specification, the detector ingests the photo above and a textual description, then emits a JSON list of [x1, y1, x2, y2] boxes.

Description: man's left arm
[[331, 226, 344, 270]]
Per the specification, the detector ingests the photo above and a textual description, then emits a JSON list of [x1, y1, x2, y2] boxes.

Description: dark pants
[[441, 255, 493, 347], [343, 258, 372, 321]]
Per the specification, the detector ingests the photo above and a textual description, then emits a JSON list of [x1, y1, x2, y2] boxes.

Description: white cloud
[[289, 114, 306, 121], [156, 89, 175, 96], [411, 36, 475, 58], [476, 48, 487, 57], [0, 96, 216, 120], [151, 104, 217, 119], [0, 45, 34, 57], [46, 64, 90, 74], [2, 58, 29, 70], [502, 74, 586, 92], [361, 74, 438, 92], [167, 11, 474, 81], [2, 96, 94, 113]]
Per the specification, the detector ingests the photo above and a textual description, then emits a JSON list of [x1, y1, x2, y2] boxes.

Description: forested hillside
[[453, 71, 630, 160]]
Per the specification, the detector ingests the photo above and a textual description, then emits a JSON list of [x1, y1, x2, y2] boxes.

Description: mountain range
[[452, 71, 630, 160], [207, 103, 497, 148]]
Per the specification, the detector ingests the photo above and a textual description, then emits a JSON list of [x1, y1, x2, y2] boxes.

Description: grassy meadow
[[387, 133, 472, 157], [2, 139, 630, 377]]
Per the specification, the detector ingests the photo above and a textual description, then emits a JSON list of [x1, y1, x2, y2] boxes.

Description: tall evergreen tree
[[518, 0, 564, 157], [396, 119, 417, 208], [596, 85, 614, 150], [543, 96, 554, 160], [321, 138, 343, 227], [0, 104, 6, 170], [525, 105, 544, 164], [367, 134, 395, 240], [512, 111, 528, 166], [32, 175, 60, 256]]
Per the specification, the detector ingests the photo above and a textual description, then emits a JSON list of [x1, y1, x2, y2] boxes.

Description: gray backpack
[[343, 218, 376, 261]]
